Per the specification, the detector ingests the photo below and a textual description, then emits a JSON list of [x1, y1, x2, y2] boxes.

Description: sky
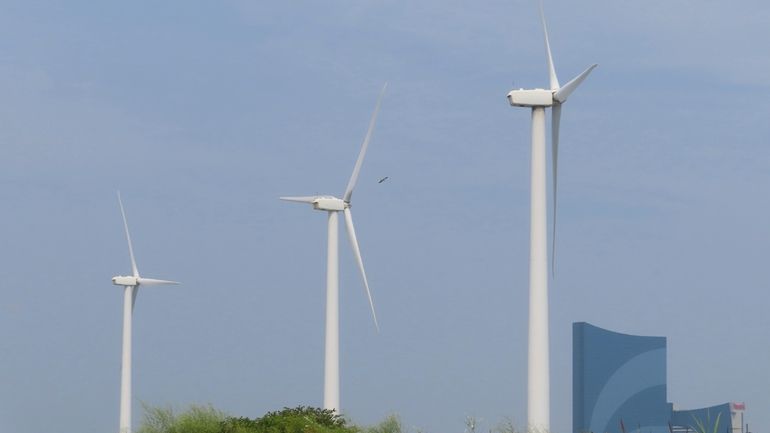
[[0, 1, 769, 432]]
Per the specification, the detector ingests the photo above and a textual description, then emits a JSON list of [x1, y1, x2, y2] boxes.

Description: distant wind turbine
[[505, 2, 597, 431], [112, 193, 180, 433], [281, 83, 386, 412]]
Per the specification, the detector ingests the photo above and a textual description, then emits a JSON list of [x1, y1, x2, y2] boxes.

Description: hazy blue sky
[[1, 1, 768, 432]]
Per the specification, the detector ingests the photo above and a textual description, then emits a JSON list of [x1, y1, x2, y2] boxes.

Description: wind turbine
[[506, 2, 596, 431], [112, 193, 180, 433], [281, 84, 386, 412]]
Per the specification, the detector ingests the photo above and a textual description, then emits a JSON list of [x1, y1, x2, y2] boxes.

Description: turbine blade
[[539, 0, 560, 91], [551, 103, 561, 276], [117, 192, 140, 278], [131, 286, 139, 309], [343, 83, 388, 203], [279, 196, 318, 204], [554, 64, 597, 103], [343, 208, 379, 332], [137, 278, 181, 286]]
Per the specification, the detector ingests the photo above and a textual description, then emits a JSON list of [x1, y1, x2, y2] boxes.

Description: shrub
[[221, 406, 359, 433], [363, 414, 403, 433], [138, 404, 414, 433], [137, 403, 227, 433]]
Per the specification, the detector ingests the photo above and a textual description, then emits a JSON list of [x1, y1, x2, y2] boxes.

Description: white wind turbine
[[506, 2, 596, 431], [111, 193, 180, 433], [281, 84, 386, 412]]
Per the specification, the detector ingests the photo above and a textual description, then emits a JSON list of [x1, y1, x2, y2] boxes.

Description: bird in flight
[[378, 176, 389, 184]]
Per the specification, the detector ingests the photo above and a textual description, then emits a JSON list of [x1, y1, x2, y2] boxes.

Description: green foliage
[[137, 403, 227, 433], [137, 404, 175, 433], [491, 418, 521, 433], [362, 414, 403, 433], [139, 404, 361, 433], [219, 416, 261, 433], [138, 404, 533, 433], [221, 406, 359, 433]]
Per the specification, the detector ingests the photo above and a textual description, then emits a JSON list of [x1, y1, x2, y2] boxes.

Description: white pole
[[528, 106, 550, 432], [324, 211, 340, 412], [119, 285, 134, 433]]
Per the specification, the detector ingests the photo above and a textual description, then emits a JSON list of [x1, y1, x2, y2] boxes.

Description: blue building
[[573, 322, 745, 433]]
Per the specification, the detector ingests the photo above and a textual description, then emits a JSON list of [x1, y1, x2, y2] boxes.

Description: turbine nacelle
[[313, 196, 347, 212], [507, 88, 555, 107], [280, 195, 350, 212], [112, 275, 138, 286]]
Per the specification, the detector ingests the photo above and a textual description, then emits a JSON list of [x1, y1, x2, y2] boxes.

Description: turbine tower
[[506, 3, 596, 431], [281, 84, 386, 412], [112, 193, 180, 433]]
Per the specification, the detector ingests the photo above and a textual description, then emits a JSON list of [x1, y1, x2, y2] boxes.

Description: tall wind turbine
[[281, 84, 386, 412], [112, 193, 180, 433], [506, 3, 596, 431]]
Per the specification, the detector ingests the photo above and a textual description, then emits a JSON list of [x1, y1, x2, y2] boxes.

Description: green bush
[[222, 406, 359, 433], [137, 403, 227, 433], [138, 404, 359, 433], [362, 414, 403, 433]]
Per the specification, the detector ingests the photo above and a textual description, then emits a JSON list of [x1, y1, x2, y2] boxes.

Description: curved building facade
[[573, 322, 670, 433], [573, 322, 746, 433]]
